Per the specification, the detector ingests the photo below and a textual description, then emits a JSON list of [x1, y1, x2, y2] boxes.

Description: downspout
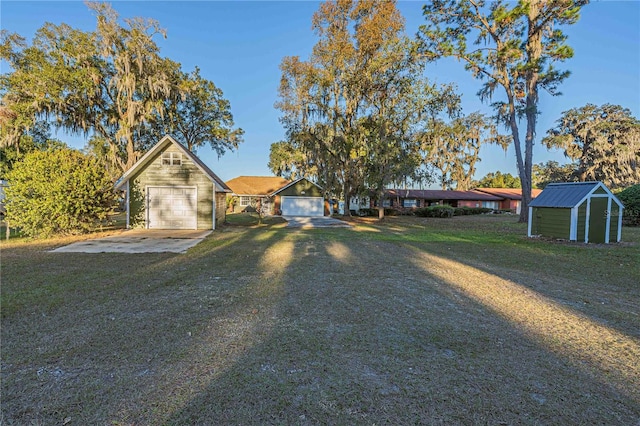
[[527, 206, 533, 237]]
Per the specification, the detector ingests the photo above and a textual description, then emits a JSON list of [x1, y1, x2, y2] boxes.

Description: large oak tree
[[542, 103, 640, 189]]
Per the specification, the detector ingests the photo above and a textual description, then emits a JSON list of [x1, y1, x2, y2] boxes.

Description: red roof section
[[226, 176, 292, 196], [386, 189, 503, 201], [473, 188, 543, 200]]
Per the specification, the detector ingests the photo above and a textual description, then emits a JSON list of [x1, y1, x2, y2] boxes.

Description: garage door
[[148, 187, 197, 229], [281, 196, 324, 217]]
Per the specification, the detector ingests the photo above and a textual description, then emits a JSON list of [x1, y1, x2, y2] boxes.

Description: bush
[[4, 148, 118, 237], [453, 207, 494, 216], [415, 205, 454, 218], [617, 184, 640, 226]]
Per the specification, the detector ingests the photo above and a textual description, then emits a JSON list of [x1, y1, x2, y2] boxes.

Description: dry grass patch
[[2, 216, 639, 424]]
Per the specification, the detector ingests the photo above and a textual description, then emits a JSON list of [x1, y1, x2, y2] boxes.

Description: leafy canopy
[[418, 0, 587, 221], [4, 146, 118, 237], [542, 103, 640, 189]]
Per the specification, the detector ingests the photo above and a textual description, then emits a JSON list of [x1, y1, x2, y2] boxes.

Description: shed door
[[280, 196, 324, 217], [148, 187, 197, 229], [588, 197, 608, 243]]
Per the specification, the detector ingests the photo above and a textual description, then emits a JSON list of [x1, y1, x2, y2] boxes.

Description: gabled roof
[[226, 176, 292, 196], [474, 187, 543, 200], [385, 189, 502, 201], [114, 135, 231, 192], [271, 177, 324, 196], [529, 181, 623, 208]]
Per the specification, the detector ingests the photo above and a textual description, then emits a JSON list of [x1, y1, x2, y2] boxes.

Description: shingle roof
[[474, 187, 543, 200], [386, 189, 503, 201], [529, 182, 603, 208], [226, 176, 292, 196]]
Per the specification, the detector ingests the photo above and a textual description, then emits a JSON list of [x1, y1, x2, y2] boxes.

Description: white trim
[[212, 187, 216, 230], [585, 197, 591, 243], [605, 197, 612, 244], [270, 177, 323, 196], [146, 185, 198, 230], [527, 206, 533, 237], [115, 135, 230, 193], [125, 180, 130, 229], [569, 206, 578, 241], [618, 204, 623, 242]]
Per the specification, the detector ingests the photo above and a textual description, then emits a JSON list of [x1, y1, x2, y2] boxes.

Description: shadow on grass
[[2, 217, 639, 424], [164, 227, 639, 425]]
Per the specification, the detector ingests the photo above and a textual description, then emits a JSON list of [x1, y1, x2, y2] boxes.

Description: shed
[[115, 135, 231, 230], [272, 178, 327, 216], [527, 182, 624, 243]]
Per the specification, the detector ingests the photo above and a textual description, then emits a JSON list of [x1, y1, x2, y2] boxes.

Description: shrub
[[415, 205, 454, 218], [617, 184, 640, 226], [453, 207, 494, 216], [4, 147, 118, 237]]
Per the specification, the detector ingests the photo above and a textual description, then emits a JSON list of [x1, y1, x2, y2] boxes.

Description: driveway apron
[[50, 229, 212, 254], [282, 216, 351, 229]]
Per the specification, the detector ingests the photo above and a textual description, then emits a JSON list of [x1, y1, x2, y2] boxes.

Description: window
[[240, 196, 252, 206], [403, 199, 417, 208], [162, 152, 182, 166], [482, 201, 498, 210]]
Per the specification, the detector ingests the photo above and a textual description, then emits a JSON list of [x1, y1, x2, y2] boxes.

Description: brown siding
[[131, 144, 215, 229]]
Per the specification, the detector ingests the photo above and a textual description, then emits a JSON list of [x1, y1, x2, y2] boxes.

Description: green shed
[[528, 182, 624, 244]]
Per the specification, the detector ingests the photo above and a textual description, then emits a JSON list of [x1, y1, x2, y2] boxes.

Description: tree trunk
[[519, 0, 543, 224]]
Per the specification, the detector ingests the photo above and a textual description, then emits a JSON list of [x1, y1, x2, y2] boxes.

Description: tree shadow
[[163, 228, 640, 425]]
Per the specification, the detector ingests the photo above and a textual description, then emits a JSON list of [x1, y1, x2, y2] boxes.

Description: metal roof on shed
[[529, 182, 601, 208]]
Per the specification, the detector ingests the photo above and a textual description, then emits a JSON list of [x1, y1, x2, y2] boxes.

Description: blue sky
[[2, 1, 639, 185]]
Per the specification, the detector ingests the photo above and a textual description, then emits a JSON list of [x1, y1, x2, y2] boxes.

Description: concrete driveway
[[50, 229, 212, 254], [282, 216, 351, 229]]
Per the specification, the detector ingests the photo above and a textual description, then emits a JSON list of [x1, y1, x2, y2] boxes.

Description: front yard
[[1, 215, 639, 424]]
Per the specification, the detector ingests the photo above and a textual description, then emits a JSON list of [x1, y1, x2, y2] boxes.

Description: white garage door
[[281, 196, 324, 217], [148, 187, 197, 229]]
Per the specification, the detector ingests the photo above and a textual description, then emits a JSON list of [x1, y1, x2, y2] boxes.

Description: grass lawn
[[1, 215, 639, 424]]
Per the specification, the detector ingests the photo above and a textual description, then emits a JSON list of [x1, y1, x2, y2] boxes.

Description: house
[[226, 176, 328, 217], [115, 135, 230, 230], [527, 181, 624, 244], [383, 189, 504, 209], [226, 176, 291, 214], [474, 188, 543, 214]]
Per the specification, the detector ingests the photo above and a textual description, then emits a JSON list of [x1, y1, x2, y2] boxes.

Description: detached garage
[[273, 178, 326, 217], [528, 182, 624, 244], [115, 135, 231, 230]]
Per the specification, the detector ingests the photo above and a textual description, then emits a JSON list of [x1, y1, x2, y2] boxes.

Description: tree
[[475, 171, 521, 188], [422, 112, 509, 190], [617, 184, 640, 226], [277, 0, 455, 217], [531, 160, 577, 189], [4, 146, 118, 237], [146, 67, 244, 156], [542, 103, 640, 189], [2, 3, 241, 174], [419, 0, 587, 222], [268, 140, 309, 180]]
